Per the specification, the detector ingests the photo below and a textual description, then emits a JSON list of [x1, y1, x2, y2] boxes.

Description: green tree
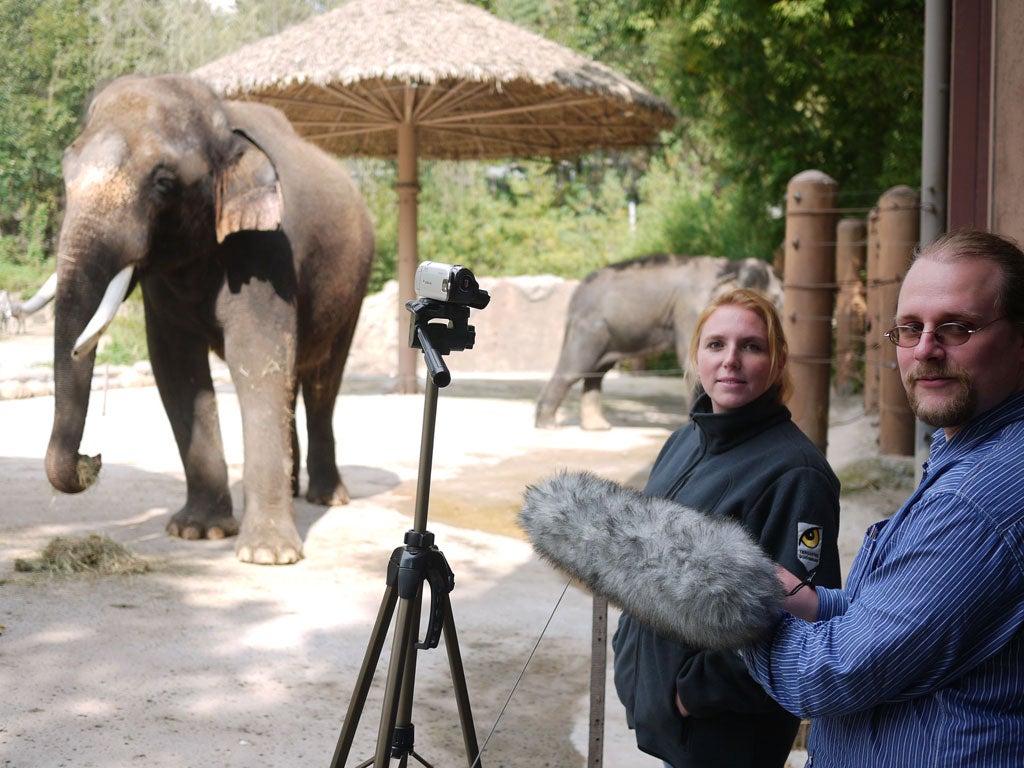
[[0, 0, 926, 297], [634, 0, 924, 257], [88, 0, 329, 79], [0, 0, 94, 281]]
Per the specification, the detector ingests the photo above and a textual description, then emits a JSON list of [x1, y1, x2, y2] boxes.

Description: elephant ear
[[215, 129, 283, 244]]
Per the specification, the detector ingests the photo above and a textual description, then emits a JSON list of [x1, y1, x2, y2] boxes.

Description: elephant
[[44, 74, 375, 565], [0, 290, 11, 334], [535, 253, 783, 430]]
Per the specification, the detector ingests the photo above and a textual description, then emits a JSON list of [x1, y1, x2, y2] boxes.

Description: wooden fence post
[[833, 218, 867, 395], [864, 208, 881, 414], [876, 185, 919, 456], [783, 170, 838, 452]]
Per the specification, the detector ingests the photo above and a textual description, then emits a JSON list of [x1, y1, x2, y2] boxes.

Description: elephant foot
[[535, 407, 558, 429], [580, 389, 610, 430], [306, 478, 350, 507], [235, 516, 304, 565], [581, 411, 611, 431], [167, 507, 239, 541]]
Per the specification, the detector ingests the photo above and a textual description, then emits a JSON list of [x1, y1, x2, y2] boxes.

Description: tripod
[[331, 298, 484, 768]]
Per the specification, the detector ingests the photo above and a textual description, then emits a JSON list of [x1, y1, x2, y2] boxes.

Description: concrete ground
[[0, 316, 906, 768]]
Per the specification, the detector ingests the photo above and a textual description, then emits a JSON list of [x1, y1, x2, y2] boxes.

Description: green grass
[[96, 297, 148, 366]]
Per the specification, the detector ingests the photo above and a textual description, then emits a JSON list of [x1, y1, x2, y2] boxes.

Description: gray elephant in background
[[44, 74, 375, 564], [535, 254, 783, 430]]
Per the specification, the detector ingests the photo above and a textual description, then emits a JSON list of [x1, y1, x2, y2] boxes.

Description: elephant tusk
[[20, 272, 58, 314], [72, 266, 134, 361]]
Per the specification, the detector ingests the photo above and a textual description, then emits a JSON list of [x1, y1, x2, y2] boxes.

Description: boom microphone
[[519, 471, 784, 650]]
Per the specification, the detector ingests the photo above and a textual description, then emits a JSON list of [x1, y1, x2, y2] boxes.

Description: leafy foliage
[[638, 0, 924, 252], [0, 0, 95, 288], [96, 295, 148, 366], [0, 0, 924, 306], [348, 156, 649, 294]]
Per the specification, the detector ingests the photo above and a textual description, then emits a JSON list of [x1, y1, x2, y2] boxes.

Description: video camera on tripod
[[406, 262, 490, 388], [331, 262, 489, 768], [413, 261, 490, 310]]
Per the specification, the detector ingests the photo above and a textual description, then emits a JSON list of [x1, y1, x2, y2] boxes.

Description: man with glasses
[[743, 229, 1024, 766]]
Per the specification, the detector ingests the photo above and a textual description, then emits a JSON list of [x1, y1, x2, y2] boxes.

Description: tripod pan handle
[[418, 549, 455, 650], [415, 326, 451, 387]]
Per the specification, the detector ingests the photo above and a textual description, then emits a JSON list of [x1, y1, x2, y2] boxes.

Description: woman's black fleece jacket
[[612, 387, 841, 768]]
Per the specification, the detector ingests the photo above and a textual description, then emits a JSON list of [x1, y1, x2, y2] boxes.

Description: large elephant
[[45, 74, 375, 564], [535, 254, 783, 430]]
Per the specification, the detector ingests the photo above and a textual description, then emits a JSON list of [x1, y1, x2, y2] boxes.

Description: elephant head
[[44, 74, 283, 494]]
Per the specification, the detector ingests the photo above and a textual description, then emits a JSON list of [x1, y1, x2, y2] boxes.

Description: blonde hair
[[688, 288, 793, 404]]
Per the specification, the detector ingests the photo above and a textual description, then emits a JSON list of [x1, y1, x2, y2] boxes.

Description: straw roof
[[193, 0, 675, 160]]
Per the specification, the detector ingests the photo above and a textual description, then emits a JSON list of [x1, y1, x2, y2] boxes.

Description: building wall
[[991, 0, 1024, 241]]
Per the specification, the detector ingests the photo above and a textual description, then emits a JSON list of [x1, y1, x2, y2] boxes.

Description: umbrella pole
[[395, 119, 420, 394]]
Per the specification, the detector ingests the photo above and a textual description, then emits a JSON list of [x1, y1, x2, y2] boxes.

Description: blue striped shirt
[[745, 390, 1024, 767]]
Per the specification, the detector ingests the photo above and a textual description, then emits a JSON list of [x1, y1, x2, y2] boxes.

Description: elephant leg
[[147, 317, 237, 541], [538, 320, 618, 430], [301, 354, 348, 507], [536, 325, 604, 428], [535, 371, 578, 429], [220, 282, 303, 565], [580, 373, 612, 431]]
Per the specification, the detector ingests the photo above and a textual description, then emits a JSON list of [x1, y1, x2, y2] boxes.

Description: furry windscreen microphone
[[519, 471, 784, 650]]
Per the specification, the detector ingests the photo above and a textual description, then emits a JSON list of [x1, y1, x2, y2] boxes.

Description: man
[[745, 229, 1024, 766]]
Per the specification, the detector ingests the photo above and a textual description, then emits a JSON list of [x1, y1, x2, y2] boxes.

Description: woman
[[612, 288, 841, 768]]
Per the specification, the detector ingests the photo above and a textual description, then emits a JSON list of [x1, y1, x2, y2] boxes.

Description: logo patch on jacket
[[797, 523, 822, 572]]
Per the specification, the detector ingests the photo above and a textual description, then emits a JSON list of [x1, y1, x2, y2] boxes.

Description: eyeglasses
[[883, 317, 1007, 348]]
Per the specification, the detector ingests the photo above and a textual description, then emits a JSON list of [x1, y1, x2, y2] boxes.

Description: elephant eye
[[150, 167, 177, 202]]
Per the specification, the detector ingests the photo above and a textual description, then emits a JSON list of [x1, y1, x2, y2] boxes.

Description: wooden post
[[876, 185, 919, 456], [782, 170, 838, 452], [395, 117, 420, 394], [833, 218, 867, 395], [863, 208, 881, 414], [588, 595, 608, 768]]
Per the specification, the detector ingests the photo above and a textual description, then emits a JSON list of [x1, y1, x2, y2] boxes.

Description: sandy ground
[[0, 317, 912, 768]]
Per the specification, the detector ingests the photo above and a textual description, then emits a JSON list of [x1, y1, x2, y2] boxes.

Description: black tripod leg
[[441, 597, 483, 767], [331, 583, 400, 768], [374, 595, 421, 768], [390, 594, 424, 763]]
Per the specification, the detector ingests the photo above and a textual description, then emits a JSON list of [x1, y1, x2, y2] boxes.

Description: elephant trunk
[[45, 332, 102, 493], [44, 254, 133, 494]]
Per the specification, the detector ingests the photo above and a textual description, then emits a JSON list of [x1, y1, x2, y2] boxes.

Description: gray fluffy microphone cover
[[519, 471, 785, 650]]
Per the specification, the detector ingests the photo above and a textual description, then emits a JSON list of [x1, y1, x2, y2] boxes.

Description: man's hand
[[776, 565, 819, 621]]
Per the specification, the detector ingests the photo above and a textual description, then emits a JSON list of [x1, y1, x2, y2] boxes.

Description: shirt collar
[[929, 389, 1024, 464]]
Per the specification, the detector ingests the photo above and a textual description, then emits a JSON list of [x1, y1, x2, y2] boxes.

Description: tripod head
[[406, 263, 490, 387]]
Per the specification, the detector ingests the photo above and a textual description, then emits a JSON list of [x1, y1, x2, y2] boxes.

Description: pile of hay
[[14, 534, 149, 575]]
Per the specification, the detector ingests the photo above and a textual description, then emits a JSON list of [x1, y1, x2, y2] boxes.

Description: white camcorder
[[414, 261, 490, 309]]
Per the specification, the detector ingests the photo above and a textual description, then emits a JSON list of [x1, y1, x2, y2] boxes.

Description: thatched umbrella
[[194, 0, 675, 392]]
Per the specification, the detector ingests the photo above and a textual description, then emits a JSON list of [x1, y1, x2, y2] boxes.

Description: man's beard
[[904, 364, 976, 428]]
